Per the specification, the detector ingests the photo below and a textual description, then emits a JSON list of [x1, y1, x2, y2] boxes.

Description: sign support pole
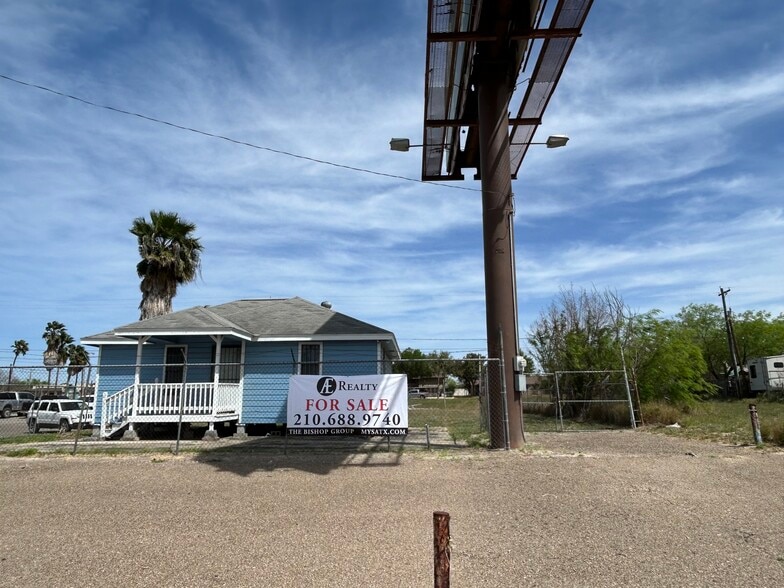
[[476, 55, 523, 449]]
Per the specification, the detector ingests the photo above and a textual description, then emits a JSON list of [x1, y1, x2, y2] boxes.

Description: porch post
[[201, 335, 224, 441], [123, 337, 148, 441], [132, 336, 149, 418], [233, 340, 248, 439], [210, 335, 223, 419]]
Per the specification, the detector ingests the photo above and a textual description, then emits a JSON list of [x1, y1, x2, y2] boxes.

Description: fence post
[[620, 346, 636, 429], [433, 511, 450, 588], [554, 372, 564, 431], [174, 355, 188, 455], [483, 363, 491, 436], [748, 404, 763, 445], [100, 391, 107, 438], [498, 330, 510, 450]]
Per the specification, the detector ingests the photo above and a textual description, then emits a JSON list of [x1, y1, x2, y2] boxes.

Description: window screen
[[300, 344, 321, 375], [219, 347, 241, 383]]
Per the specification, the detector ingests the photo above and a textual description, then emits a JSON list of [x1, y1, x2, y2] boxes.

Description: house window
[[774, 362, 784, 368], [164, 346, 187, 383], [219, 347, 242, 383], [750, 365, 758, 379], [300, 343, 322, 375]]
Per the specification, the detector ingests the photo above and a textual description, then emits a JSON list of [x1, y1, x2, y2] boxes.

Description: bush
[[761, 420, 784, 446], [586, 403, 632, 427], [640, 402, 683, 426], [522, 402, 557, 417], [762, 387, 784, 402]]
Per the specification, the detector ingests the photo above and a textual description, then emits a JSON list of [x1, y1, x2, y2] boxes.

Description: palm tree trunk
[[7, 357, 16, 391]]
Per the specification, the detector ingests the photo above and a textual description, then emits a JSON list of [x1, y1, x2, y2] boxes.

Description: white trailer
[[747, 355, 784, 393]]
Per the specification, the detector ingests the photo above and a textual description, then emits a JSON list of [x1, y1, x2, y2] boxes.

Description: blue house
[[81, 297, 400, 439]]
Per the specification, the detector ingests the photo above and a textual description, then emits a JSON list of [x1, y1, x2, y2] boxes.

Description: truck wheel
[[28, 419, 39, 433], [59, 419, 71, 433], [1, 405, 11, 418]]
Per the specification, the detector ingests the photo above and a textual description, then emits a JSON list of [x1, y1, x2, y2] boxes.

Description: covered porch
[[101, 381, 242, 439], [99, 334, 245, 439]]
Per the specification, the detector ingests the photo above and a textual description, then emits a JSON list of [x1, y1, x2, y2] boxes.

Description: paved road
[[1, 431, 783, 587]]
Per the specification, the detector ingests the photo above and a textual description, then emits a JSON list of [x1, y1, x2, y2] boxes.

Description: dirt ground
[[1, 430, 783, 587]]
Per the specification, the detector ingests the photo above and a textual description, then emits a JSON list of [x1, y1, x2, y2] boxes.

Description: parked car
[[408, 388, 427, 399], [26, 399, 92, 433], [0, 391, 35, 417]]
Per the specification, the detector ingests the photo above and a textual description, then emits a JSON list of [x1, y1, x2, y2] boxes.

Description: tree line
[[394, 349, 487, 396], [527, 286, 784, 405]]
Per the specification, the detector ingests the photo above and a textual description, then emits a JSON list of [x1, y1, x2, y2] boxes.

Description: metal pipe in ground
[[498, 329, 510, 450], [433, 511, 450, 588], [748, 404, 763, 445]]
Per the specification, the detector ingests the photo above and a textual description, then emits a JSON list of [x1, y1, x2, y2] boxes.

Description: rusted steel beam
[[425, 117, 541, 128], [428, 27, 582, 43], [433, 511, 450, 588]]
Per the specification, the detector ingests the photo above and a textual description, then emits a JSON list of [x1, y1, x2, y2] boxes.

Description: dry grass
[[644, 399, 784, 446]]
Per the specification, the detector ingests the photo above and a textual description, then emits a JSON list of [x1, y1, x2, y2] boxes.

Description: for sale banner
[[287, 374, 408, 436]]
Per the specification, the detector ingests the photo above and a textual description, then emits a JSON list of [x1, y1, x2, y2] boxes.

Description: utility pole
[[719, 287, 741, 398]]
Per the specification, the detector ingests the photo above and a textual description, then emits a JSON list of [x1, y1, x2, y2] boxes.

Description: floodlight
[[389, 138, 412, 152], [545, 134, 569, 148]]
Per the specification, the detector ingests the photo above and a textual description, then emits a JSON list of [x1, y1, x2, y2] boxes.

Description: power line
[[0, 73, 483, 194]]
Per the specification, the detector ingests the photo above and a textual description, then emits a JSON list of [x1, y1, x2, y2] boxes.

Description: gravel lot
[[1, 430, 782, 587], [0, 415, 30, 438]]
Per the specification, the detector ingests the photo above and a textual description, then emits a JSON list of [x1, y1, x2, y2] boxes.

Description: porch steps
[[103, 419, 130, 439]]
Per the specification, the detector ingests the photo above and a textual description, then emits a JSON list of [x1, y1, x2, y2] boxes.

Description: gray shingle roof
[[83, 297, 395, 342]]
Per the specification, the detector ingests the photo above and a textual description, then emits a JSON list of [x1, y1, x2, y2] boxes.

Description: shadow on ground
[[191, 427, 462, 476], [0, 427, 468, 475]]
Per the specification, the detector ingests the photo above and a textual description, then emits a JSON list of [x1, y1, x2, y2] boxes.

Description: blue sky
[[1, 0, 783, 366]]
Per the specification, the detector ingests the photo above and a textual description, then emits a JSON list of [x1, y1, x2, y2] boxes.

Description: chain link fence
[[1, 361, 636, 454], [521, 370, 636, 432], [0, 359, 505, 454]]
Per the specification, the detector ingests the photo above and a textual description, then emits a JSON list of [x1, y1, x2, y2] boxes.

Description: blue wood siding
[[323, 341, 380, 375], [241, 340, 386, 424], [140, 346, 164, 383], [94, 338, 391, 426], [242, 342, 298, 423], [94, 345, 137, 420]]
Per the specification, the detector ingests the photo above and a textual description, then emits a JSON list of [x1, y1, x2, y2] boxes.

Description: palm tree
[[8, 339, 29, 390], [130, 210, 203, 320], [66, 344, 90, 394], [42, 321, 73, 391]]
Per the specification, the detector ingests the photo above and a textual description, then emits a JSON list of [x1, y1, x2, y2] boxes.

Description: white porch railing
[[101, 382, 241, 437]]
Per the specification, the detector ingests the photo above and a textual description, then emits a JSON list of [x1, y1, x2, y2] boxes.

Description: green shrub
[[522, 402, 557, 417], [5, 447, 39, 457], [586, 403, 632, 427], [640, 402, 683, 426], [761, 420, 784, 446]]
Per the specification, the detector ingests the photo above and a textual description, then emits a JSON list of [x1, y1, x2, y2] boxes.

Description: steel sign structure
[[420, 0, 593, 448], [422, 0, 592, 181]]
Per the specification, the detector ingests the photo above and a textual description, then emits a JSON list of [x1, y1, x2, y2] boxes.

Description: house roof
[[82, 297, 399, 356]]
